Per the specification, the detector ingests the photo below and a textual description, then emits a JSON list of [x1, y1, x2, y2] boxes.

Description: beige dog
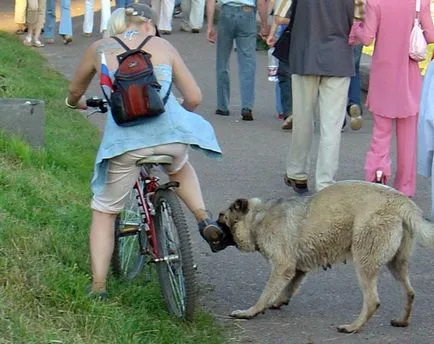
[[217, 181, 434, 333]]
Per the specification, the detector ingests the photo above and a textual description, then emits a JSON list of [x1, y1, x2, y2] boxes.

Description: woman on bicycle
[[65, 3, 230, 298]]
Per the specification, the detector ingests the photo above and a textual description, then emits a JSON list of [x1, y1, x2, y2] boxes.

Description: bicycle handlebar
[[86, 97, 108, 115]]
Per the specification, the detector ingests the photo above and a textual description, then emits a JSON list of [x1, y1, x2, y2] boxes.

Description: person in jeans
[[206, 0, 269, 121], [284, 0, 354, 194], [65, 3, 230, 298], [44, 0, 73, 44], [115, 0, 135, 8], [343, 44, 363, 131]]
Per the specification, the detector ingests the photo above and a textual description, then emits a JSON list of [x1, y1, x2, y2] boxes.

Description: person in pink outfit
[[349, 0, 434, 197]]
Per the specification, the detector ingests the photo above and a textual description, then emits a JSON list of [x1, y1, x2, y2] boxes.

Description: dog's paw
[[336, 324, 360, 334], [270, 300, 289, 310], [390, 319, 409, 327], [230, 309, 257, 319]]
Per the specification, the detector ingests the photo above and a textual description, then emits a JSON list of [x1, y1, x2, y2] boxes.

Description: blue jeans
[[175, 0, 182, 7], [274, 25, 292, 116], [216, 5, 257, 111], [348, 44, 363, 109], [115, 0, 135, 9], [44, 0, 72, 38]]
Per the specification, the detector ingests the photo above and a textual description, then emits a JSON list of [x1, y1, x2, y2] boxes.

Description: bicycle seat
[[136, 155, 173, 166]]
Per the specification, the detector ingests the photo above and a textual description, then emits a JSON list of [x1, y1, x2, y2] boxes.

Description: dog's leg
[[271, 270, 306, 309], [387, 237, 415, 327], [337, 267, 380, 333], [231, 267, 294, 319]]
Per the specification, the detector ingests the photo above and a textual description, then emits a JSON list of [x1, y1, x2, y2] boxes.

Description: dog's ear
[[232, 198, 249, 214]]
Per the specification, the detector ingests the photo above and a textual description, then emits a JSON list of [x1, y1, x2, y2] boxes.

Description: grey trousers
[[286, 74, 350, 192]]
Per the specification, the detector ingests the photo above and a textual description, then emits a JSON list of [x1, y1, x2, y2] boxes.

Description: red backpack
[[108, 36, 171, 126]]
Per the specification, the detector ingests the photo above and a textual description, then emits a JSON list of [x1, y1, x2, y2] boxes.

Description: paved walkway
[[2, 2, 434, 343]]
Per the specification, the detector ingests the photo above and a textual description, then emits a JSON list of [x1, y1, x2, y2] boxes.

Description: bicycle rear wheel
[[112, 184, 147, 280], [153, 189, 196, 320]]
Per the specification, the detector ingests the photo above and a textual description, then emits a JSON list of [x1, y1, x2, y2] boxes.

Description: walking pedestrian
[[349, 0, 434, 196], [24, 0, 46, 47], [83, 0, 112, 37], [284, 0, 354, 193], [44, 0, 73, 44], [206, 0, 269, 121]]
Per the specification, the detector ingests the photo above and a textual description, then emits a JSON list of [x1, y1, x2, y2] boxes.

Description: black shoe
[[241, 108, 254, 121], [283, 175, 308, 194], [215, 109, 230, 116], [198, 219, 230, 252]]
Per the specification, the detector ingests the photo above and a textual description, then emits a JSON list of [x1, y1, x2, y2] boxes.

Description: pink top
[[349, 0, 434, 118]]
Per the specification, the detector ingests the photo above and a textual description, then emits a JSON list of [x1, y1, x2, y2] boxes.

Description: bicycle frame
[[133, 166, 160, 260], [133, 165, 180, 262]]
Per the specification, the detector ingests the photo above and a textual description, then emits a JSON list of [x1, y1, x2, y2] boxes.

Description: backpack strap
[[163, 82, 172, 104], [111, 35, 153, 52]]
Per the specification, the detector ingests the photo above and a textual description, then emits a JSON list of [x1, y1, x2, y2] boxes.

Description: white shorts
[[91, 143, 188, 214]]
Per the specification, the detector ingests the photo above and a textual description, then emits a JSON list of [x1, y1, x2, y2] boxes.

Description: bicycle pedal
[[119, 226, 139, 236]]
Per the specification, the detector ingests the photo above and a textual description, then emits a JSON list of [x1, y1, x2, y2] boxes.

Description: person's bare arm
[[171, 45, 202, 111], [206, 0, 217, 43], [67, 41, 98, 108], [257, 0, 270, 39]]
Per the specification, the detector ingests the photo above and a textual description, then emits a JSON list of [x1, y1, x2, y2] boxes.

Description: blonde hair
[[106, 7, 151, 37]]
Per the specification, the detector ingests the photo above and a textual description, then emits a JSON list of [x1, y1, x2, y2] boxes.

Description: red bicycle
[[86, 97, 197, 320]]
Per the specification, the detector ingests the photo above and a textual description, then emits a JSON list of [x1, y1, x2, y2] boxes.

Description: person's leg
[[286, 75, 319, 181], [278, 58, 292, 128], [33, 0, 47, 45], [15, 0, 28, 29], [394, 115, 418, 197], [364, 114, 393, 183], [100, 0, 111, 34], [43, 0, 55, 40], [25, 0, 38, 44], [151, 0, 161, 26], [315, 76, 350, 191], [216, 5, 235, 113], [347, 44, 363, 130], [83, 0, 94, 35], [158, 0, 175, 32], [234, 7, 257, 113], [89, 210, 117, 293], [115, 0, 125, 9], [188, 0, 205, 30], [59, 0, 73, 42]]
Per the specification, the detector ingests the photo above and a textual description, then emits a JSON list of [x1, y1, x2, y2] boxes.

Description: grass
[[0, 31, 226, 344]]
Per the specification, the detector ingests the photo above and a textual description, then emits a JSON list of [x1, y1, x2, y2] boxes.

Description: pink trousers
[[364, 113, 418, 197]]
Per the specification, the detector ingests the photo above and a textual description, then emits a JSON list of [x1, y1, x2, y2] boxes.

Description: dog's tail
[[401, 198, 434, 248]]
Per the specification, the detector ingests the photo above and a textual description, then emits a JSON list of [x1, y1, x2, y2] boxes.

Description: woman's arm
[[421, 0, 434, 43], [349, 0, 378, 46], [67, 41, 98, 108]]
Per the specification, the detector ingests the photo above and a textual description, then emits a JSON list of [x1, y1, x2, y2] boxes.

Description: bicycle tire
[[112, 185, 147, 280], [153, 189, 196, 320]]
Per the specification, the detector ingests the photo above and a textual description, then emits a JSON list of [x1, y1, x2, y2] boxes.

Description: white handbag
[[409, 0, 428, 62]]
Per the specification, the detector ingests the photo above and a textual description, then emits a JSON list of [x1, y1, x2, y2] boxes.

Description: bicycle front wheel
[[153, 189, 196, 320], [112, 185, 147, 280]]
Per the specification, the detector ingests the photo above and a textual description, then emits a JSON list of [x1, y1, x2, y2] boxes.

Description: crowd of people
[[13, 0, 204, 46], [14, 0, 434, 295]]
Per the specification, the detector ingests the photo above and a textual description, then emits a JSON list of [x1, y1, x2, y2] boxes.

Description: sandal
[[45, 38, 55, 44], [23, 36, 32, 46], [32, 40, 45, 48], [61, 34, 72, 45]]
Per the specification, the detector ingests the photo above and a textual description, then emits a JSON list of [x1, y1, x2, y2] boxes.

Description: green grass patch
[[0, 32, 226, 343]]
